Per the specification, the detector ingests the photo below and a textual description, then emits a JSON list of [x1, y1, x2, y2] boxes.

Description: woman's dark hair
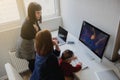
[[61, 49, 74, 60], [35, 30, 53, 56], [28, 2, 42, 23]]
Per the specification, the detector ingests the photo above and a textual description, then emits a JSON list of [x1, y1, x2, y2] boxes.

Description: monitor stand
[[85, 52, 102, 63], [85, 52, 95, 60]]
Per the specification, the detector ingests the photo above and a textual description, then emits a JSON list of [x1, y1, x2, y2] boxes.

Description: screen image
[[58, 26, 68, 42], [79, 21, 110, 59]]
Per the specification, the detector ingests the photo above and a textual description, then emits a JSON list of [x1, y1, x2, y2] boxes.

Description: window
[[24, 0, 56, 18], [0, 0, 59, 29], [0, 0, 20, 24]]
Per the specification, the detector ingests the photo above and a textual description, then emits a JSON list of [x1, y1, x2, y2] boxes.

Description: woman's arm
[[52, 40, 61, 57], [53, 39, 60, 51]]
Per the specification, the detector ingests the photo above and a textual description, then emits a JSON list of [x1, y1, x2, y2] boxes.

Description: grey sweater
[[16, 19, 40, 60]]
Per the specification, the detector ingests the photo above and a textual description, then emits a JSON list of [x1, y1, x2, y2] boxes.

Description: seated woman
[[30, 30, 64, 80]]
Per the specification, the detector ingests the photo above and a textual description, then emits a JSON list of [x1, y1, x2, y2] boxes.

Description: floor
[[4, 70, 31, 80], [21, 70, 31, 80], [114, 60, 120, 72]]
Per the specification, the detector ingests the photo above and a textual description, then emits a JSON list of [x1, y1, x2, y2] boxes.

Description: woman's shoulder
[[22, 18, 32, 26], [46, 53, 58, 63], [48, 53, 57, 60], [21, 18, 36, 39]]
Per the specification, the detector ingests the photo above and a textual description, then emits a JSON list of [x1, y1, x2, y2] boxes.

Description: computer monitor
[[79, 21, 110, 60]]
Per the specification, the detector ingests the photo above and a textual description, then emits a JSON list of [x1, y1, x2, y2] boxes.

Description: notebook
[[57, 26, 68, 46]]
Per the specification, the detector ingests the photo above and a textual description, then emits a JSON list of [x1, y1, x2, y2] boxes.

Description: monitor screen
[[79, 21, 110, 59]]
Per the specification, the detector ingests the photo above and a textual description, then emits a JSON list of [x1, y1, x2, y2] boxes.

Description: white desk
[[52, 31, 120, 80]]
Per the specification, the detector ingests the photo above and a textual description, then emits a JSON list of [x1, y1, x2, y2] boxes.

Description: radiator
[[9, 51, 29, 73]]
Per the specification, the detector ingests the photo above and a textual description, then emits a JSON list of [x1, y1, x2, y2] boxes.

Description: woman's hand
[[52, 39, 60, 51], [33, 24, 39, 32], [52, 39, 58, 45]]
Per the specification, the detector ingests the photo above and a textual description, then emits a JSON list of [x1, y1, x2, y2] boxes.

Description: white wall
[[0, 17, 62, 78], [0, 27, 21, 78], [60, 0, 120, 60]]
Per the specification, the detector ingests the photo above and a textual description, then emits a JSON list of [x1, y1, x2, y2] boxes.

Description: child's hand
[[76, 62, 82, 70], [77, 62, 82, 66], [71, 56, 77, 60], [73, 56, 77, 60]]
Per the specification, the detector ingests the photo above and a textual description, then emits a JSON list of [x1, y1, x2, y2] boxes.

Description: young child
[[30, 30, 64, 80], [59, 49, 82, 80]]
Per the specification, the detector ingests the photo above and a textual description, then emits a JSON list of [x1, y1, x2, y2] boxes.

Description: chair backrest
[[5, 63, 23, 80], [9, 51, 28, 73]]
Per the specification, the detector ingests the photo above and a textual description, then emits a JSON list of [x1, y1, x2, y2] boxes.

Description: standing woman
[[16, 2, 42, 72]]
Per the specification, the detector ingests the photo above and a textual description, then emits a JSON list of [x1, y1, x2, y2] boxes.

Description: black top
[[21, 19, 41, 40], [40, 54, 65, 80], [30, 52, 65, 80]]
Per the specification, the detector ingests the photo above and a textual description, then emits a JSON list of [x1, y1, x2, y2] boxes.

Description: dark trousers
[[27, 59, 35, 72]]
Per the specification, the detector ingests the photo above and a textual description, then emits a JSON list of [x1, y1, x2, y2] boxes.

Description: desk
[[52, 31, 120, 80]]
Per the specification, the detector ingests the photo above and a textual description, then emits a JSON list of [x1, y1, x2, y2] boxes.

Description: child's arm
[[73, 62, 82, 72], [68, 63, 82, 72], [71, 56, 77, 60]]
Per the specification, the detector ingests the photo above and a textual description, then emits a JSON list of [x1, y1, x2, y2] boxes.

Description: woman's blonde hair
[[35, 30, 53, 56]]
